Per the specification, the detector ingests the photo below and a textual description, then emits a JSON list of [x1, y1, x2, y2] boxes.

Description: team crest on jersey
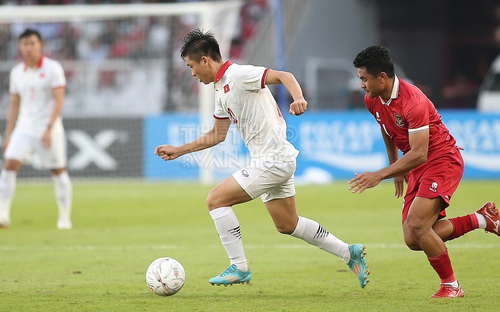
[[224, 84, 230, 93], [394, 114, 404, 127], [430, 182, 438, 192]]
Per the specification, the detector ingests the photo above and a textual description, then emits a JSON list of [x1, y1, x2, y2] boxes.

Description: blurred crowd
[[0, 0, 267, 62], [0, 0, 269, 114], [1, 0, 216, 5]]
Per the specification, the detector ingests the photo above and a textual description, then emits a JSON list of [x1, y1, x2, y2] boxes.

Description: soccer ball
[[146, 257, 186, 296]]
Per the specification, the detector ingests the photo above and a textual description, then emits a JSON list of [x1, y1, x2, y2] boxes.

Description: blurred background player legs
[[0, 167, 16, 228], [0, 168, 72, 230], [0, 122, 72, 229], [0, 170, 72, 230], [52, 169, 72, 230]]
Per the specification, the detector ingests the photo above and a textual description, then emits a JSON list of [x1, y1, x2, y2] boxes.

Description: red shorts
[[402, 147, 464, 223]]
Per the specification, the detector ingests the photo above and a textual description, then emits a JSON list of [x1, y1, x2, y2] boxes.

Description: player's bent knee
[[404, 238, 422, 251], [206, 191, 224, 211], [206, 194, 216, 211], [405, 219, 426, 237], [274, 223, 295, 235], [403, 230, 423, 250]]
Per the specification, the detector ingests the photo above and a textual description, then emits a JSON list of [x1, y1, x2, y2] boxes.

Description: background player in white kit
[[155, 29, 370, 288], [0, 28, 72, 230]]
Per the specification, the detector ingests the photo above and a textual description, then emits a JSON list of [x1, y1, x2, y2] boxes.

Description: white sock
[[444, 280, 459, 288], [52, 171, 72, 225], [209, 207, 248, 271], [0, 169, 17, 223], [475, 212, 487, 229], [291, 216, 350, 263]]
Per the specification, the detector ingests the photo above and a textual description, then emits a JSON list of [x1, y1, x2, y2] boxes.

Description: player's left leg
[[42, 123, 72, 229], [403, 197, 463, 298], [51, 168, 72, 230], [264, 194, 369, 289]]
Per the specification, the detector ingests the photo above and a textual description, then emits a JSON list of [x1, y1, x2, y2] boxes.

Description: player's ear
[[379, 72, 388, 83], [200, 56, 209, 66]]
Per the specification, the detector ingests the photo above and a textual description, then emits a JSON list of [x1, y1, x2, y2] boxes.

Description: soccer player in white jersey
[[155, 29, 370, 288], [0, 28, 72, 230]]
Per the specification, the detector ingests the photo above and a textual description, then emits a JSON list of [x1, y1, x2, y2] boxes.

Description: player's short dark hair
[[19, 28, 42, 42], [353, 45, 395, 78], [180, 28, 222, 62]]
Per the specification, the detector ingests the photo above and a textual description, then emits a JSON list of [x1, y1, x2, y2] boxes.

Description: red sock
[[428, 249, 455, 283], [448, 214, 479, 240]]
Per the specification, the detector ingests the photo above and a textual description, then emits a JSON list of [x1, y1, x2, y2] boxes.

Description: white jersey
[[213, 61, 298, 161], [9, 56, 66, 136]]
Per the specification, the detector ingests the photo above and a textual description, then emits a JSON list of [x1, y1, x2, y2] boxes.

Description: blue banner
[[442, 111, 500, 179], [144, 111, 500, 180]]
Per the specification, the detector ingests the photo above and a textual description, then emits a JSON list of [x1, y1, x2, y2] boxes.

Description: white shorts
[[232, 159, 296, 203], [4, 122, 67, 169]]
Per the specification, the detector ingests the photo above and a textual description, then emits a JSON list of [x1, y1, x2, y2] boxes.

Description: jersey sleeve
[[405, 94, 430, 133], [236, 64, 268, 91], [51, 61, 67, 89]]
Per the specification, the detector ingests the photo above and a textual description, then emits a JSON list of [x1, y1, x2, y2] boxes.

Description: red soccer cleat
[[431, 283, 464, 298], [476, 202, 499, 236]]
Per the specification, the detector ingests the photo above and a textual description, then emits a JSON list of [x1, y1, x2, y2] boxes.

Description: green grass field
[[1, 180, 499, 312]]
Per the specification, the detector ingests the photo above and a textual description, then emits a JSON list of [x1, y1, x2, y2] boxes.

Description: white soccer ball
[[146, 257, 186, 296]]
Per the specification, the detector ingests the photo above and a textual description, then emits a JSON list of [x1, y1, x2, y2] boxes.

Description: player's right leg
[[206, 175, 253, 286], [0, 130, 30, 228], [0, 159, 21, 228]]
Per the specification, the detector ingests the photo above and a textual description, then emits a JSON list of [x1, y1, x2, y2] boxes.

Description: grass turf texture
[[0, 180, 499, 311]]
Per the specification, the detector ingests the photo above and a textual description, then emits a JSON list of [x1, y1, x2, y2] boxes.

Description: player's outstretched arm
[[265, 69, 307, 116], [155, 118, 231, 161]]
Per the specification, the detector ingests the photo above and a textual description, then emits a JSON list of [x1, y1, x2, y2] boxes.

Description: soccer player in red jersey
[[349, 45, 499, 298]]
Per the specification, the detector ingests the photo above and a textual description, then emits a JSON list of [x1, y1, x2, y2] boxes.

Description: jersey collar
[[379, 74, 399, 106], [24, 56, 44, 71], [214, 60, 232, 83]]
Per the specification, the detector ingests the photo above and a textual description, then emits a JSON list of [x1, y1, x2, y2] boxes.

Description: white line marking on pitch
[[0, 243, 498, 252]]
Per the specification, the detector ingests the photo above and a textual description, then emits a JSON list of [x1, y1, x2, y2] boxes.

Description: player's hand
[[2, 137, 10, 154], [289, 97, 308, 116], [154, 145, 181, 161], [41, 130, 51, 149], [393, 175, 405, 198], [348, 171, 382, 194]]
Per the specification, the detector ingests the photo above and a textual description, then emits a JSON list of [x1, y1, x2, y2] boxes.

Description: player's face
[[357, 67, 384, 98], [185, 55, 212, 85], [19, 35, 42, 64]]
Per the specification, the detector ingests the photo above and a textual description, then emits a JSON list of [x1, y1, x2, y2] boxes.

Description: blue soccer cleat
[[347, 244, 370, 289], [209, 264, 252, 286]]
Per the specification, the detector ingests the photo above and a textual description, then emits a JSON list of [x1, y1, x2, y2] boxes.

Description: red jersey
[[365, 77, 456, 159]]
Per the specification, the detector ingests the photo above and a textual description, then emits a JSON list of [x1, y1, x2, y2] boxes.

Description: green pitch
[[1, 180, 499, 311]]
